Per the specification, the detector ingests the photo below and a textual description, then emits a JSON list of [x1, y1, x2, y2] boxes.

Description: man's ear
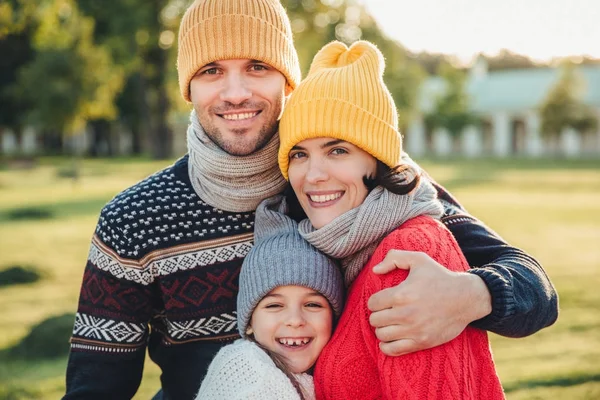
[[285, 83, 294, 97]]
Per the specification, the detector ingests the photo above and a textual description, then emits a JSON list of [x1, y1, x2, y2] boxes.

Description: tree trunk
[[132, 72, 149, 155], [147, 46, 172, 160], [42, 130, 63, 155], [88, 120, 114, 157]]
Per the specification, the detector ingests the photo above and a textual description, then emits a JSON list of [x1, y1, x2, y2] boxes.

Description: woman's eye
[[306, 302, 324, 308], [289, 152, 306, 160], [331, 148, 348, 155], [264, 303, 282, 309]]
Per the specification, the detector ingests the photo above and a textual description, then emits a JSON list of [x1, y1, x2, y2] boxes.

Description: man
[[63, 0, 558, 399]]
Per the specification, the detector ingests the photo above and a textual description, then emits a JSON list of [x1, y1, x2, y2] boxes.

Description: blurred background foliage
[[2, 0, 597, 161]]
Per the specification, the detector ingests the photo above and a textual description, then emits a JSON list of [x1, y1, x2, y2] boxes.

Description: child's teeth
[[279, 338, 310, 346]]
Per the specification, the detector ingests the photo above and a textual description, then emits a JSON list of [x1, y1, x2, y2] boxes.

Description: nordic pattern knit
[[314, 215, 505, 400], [196, 339, 315, 400], [66, 155, 254, 400], [64, 156, 557, 399]]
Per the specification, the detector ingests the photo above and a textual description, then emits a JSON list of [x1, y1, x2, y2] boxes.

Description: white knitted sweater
[[196, 339, 315, 400]]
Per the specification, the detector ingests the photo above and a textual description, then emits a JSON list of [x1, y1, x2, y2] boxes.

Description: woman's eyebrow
[[322, 139, 345, 148]]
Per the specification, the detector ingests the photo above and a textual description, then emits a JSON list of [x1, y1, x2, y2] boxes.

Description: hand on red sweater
[[367, 250, 492, 356]]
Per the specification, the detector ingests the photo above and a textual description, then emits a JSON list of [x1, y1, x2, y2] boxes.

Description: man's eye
[[250, 64, 268, 71], [202, 68, 219, 75]]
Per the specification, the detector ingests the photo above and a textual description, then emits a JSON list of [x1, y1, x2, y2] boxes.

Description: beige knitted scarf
[[187, 110, 287, 212], [298, 180, 443, 286]]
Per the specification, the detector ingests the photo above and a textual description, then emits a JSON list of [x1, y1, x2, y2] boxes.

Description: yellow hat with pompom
[[278, 40, 401, 179]]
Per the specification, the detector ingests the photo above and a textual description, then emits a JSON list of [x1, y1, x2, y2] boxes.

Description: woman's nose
[[305, 158, 329, 184]]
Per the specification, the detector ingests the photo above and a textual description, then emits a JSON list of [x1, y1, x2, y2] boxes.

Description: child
[[196, 195, 344, 400]]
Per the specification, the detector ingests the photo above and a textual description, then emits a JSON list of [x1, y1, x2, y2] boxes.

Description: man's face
[[190, 59, 287, 156]]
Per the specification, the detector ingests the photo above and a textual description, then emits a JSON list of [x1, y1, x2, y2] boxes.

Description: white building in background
[[407, 59, 600, 158], [0, 126, 39, 155]]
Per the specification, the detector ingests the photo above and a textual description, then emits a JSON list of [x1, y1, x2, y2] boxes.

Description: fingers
[[371, 250, 427, 274], [373, 324, 408, 343], [369, 307, 401, 328], [379, 338, 421, 357], [367, 286, 401, 312]]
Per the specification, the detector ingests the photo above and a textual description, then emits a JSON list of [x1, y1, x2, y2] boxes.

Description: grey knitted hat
[[237, 195, 345, 337]]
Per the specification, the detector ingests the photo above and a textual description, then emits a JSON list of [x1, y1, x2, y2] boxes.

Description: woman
[[196, 196, 344, 400], [278, 40, 505, 399]]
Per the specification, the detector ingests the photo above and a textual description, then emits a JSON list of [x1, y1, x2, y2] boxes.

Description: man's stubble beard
[[217, 123, 278, 156], [194, 97, 283, 157]]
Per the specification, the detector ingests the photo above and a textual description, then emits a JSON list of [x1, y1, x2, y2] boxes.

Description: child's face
[[249, 285, 333, 374]]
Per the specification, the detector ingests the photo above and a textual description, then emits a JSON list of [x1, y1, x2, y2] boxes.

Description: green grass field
[[0, 156, 599, 399]]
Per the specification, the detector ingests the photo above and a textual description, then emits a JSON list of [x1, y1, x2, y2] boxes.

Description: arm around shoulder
[[437, 193, 558, 336]]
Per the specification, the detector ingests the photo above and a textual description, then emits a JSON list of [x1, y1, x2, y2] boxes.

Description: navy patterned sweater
[[63, 155, 557, 400]]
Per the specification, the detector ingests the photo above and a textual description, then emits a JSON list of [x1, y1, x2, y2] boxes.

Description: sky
[[361, 0, 600, 63]]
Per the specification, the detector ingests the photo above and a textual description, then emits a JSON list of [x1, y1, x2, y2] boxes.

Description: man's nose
[[220, 72, 252, 105]]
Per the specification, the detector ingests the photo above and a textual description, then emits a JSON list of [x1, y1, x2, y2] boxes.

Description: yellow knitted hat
[[177, 0, 302, 102], [278, 40, 401, 179]]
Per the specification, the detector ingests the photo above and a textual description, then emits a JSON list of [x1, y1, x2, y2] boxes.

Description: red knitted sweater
[[314, 215, 505, 400]]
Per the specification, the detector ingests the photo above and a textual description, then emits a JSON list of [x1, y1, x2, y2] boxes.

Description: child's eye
[[306, 302, 324, 308], [264, 303, 282, 309]]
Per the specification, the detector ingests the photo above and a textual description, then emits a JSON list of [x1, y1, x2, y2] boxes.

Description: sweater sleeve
[[63, 209, 154, 399], [196, 340, 304, 400], [362, 219, 504, 400], [428, 178, 558, 337]]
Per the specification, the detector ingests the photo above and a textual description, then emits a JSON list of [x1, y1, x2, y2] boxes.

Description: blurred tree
[[483, 49, 539, 71], [13, 0, 123, 137], [0, 30, 35, 145], [409, 51, 460, 75], [7, 0, 124, 175], [282, 0, 425, 129], [78, 0, 185, 159], [424, 62, 476, 149], [578, 56, 600, 66], [540, 61, 598, 137], [0, 0, 37, 148], [0, 0, 37, 38]]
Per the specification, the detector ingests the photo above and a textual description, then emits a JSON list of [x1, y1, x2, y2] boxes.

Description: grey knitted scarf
[[187, 110, 287, 212], [298, 180, 443, 286]]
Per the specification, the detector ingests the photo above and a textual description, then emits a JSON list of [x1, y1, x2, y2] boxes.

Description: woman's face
[[287, 137, 377, 229], [249, 285, 333, 374]]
